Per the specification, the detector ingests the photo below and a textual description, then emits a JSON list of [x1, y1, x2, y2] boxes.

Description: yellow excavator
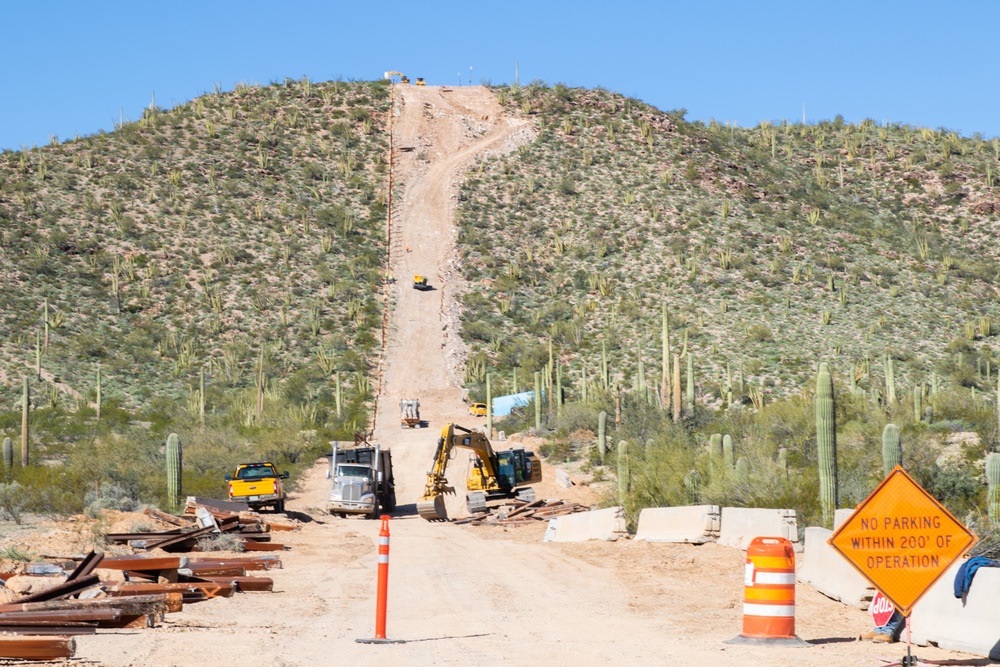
[[384, 71, 410, 84], [417, 423, 542, 521]]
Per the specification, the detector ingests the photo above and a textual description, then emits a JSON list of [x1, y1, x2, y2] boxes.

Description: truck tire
[[276, 499, 286, 513], [368, 501, 380, 520], [387, 490, 397, 512]]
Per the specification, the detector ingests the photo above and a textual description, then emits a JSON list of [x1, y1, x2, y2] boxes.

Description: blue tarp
[[492, 391, 534, 417]]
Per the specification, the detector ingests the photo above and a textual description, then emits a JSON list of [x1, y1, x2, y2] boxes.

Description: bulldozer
[[413, 275, 431, 290], [417, 423, 541, 521]]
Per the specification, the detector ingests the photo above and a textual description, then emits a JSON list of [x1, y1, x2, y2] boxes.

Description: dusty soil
[[7, 86, 983, 666]]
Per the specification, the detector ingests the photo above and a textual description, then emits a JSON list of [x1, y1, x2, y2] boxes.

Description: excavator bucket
[[417, 494, 448, 521]]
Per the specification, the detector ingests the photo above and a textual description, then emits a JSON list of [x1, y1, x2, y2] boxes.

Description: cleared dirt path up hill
[[76, 86, 977, 667]]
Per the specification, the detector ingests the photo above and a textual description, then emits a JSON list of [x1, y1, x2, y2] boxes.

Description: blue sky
[[2, 1, 998, 151]]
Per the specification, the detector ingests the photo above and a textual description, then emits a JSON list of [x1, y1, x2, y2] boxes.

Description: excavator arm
[[418, 423, 499, 521]]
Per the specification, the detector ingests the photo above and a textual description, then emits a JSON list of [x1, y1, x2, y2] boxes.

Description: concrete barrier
[[543, 506, 627, 543], [634, 505, 721, 544], [909, 560, 1000, 658], [555, 469, 573, 489], [797, 526, 873, 609], [717, 508, 797, 549]]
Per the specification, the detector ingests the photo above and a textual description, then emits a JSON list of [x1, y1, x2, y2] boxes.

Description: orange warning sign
[[828, 466, 976, 615]]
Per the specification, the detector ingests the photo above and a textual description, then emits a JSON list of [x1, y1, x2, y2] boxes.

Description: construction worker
[[861, 607, 903, 643]]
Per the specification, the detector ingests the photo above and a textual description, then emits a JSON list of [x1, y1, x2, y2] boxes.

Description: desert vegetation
[[459, 81, 1000, 530], [0, 77, 390, 512]]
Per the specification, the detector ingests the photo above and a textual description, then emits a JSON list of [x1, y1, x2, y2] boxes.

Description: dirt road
[[75, 86, 977, 666]]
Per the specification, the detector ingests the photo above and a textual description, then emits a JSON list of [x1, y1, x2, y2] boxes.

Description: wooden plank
[[0, 636, 75, 659], [142, 524, 217, 551]]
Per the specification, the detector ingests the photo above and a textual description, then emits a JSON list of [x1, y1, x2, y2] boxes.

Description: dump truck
[[400, 398, 422, 428], [225, 462, 289, 512], [417, 423, 541, 521], [327, 440, 396, 519]]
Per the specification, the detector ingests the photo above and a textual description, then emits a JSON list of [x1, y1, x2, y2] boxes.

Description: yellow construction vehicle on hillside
[[417, 423, 541, 521], [415, 77, 426, 86], [384, 71, 410, 84]]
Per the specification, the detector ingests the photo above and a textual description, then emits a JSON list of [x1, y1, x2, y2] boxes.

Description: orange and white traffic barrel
[[727, 536, 808, 647]]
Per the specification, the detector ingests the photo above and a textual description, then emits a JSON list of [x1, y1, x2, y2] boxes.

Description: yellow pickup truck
[[225, 462, 289, 512]]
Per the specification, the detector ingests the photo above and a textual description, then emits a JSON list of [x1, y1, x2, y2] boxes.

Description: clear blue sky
[[3, 1, 998, 151]]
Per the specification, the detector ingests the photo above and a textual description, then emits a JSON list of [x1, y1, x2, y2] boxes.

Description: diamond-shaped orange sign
[[828, 466, 977, 615]]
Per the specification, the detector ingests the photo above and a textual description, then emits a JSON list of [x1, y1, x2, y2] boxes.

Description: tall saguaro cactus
[[685, 353, 695, 414], [661, 304, 670, 413], [2, 438, 12, 469], [617, 440, 629, 506], [988, 453, 1000, 523], [672, 354, 681, 422], [21, 378, 29, 467], [486, 373, 493, 435], [95, 367, 102, 421], [882, 424, 902, 477], [816, 362, 838, 528], [533, 371, 542, 431], [683, 469, 700, 503], [723, 434, 735, 470], [166, 433, 182, 507], [597, 411, 607, 463]]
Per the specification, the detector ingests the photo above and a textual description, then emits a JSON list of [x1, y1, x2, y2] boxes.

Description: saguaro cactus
[[534, 371, 542, 431], [617, 440, 629, 505], [882, 424, 902, 477], [95, 367, 102, 421], [166, 433, 182, 506], [709, 433, 723, 465], [723, 434, 735, 470], [913, 384, 922, 422], [885, 356, 896, 406], [816, 362, 838, 528], [661, 304, 670, 413], [683, 469, 700, 503], [672, 354, 681, 422], [20, 378, 29, 467], [2, 437, 12, 469], [486, 372, 493, 435], [597, 411, 607, 463], [988, 453, 1000, 523], [777, 447, 788, 475], [685, 353, 695, 414]]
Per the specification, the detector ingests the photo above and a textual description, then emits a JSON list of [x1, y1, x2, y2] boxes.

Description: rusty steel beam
[[99, 555, 188, 571], [17, 574, 100, 604], [242, 541, 285, 552], [0, 636, 75, 659], [0, 593, 176, 616], [66, 550, 104, 581]]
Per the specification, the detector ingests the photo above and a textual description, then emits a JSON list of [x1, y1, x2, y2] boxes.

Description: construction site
[[0, 82, 994, 666]]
